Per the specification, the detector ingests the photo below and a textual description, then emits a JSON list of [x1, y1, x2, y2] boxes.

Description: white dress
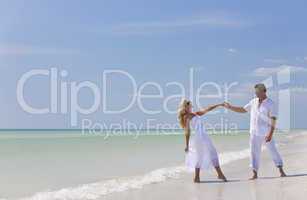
[[185, 115, 220, 171]]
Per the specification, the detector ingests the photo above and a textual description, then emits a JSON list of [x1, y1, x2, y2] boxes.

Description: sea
[[0, 129, 300, 200]]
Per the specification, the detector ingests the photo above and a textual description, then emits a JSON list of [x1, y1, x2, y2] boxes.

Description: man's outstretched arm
[[223, 102, 247, 113]]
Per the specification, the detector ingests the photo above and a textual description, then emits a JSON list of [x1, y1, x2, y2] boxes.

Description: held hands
[[223, 102, 231, 109]]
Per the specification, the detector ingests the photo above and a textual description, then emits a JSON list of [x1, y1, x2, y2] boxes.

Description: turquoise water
[[0, 130, 295, 199]]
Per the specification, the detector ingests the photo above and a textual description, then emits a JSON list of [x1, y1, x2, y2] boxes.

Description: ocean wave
[[18, 147, 251, 200], [285, 130, 307, 139]]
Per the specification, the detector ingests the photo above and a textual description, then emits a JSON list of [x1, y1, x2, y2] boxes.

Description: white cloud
[[289, 87, 307, 93], [227, 82, 254, 99], [228, 84, 307, 99], [263, 58, 287, 64], [230, 66, 307, 96], [251, 65, 307, 77], [95, 13, 250, 36], [294, 56, 307, 63], [0, 44, 80, 56], [227, 48, 238, 53]]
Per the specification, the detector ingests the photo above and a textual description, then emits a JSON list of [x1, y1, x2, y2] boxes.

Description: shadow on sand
[[199, 173, 307, 183], [260, 173, 307, 180], [199, 179, 241, 184]]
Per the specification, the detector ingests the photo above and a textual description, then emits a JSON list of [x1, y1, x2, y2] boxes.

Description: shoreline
[[100, 131, 307, 200]]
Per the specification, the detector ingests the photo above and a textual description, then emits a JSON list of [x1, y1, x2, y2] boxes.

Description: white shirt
[[244, 98, 277, 136]]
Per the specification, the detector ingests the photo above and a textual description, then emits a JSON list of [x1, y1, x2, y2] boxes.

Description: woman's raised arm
[[195, 103, 224, 116]]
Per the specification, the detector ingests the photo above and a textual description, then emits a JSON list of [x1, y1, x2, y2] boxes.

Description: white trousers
[[250, 134, 283, 171]]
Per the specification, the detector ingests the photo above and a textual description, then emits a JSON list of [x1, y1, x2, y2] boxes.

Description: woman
[[177, 99, 227, 183]]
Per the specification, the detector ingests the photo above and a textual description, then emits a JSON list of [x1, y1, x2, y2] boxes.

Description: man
[[224, 83, 286, 179]]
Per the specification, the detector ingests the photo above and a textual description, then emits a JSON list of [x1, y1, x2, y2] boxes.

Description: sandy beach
[[100, 132, 307, 200]]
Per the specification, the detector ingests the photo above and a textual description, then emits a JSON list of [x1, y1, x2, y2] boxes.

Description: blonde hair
[[177, 99, 191, 128]]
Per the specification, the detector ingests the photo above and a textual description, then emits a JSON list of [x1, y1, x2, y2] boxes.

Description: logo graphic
[[260, 66, 291, 131]]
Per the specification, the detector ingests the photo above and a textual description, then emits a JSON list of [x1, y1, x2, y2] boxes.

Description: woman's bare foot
[[194, 168, 200, 183], [218, 174, 227, 182], [215, 166, 227, 182], [194, 177, 200, 183]]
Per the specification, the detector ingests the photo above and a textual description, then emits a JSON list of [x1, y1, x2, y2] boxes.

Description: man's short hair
[[254, 83, 267, 92]]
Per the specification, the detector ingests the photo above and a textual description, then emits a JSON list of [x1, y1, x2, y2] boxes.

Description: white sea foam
[[285, 130, 307, 139], [18, 147, 252, 200]]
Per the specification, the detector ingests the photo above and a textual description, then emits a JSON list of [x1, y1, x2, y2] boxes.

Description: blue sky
[[0, 0, 307, 129]]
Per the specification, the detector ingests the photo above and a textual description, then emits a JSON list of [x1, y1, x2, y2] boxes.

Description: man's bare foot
[[194, 177, 200, 183], [249, 175, 258, 180], [249, 170, 258, 180], [279, 167, 286, 177]]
